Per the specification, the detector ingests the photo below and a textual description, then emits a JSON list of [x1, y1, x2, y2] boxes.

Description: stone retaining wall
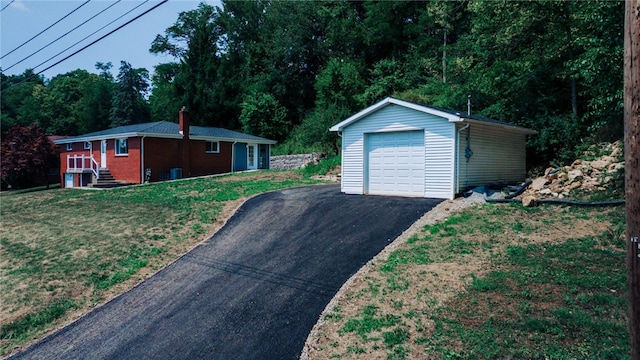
[[270, 153, 323, 170]]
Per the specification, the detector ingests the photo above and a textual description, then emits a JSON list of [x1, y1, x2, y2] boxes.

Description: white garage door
[[367, 131, 425, 197]]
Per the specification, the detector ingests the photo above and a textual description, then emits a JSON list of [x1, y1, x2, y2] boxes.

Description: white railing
[[67, 154, 100, 179]]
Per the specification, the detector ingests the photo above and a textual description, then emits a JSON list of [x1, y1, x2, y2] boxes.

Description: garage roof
[[329, 97, 537, 135]]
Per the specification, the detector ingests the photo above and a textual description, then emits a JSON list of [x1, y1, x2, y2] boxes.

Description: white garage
[[330, 97, 537, 199]]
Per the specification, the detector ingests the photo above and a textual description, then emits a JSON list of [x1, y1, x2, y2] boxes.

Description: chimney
[[179, 106, 190, 139], [179, 106, 191, 177]]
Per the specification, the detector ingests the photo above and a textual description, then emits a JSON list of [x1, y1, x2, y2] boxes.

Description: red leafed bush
[[1, 124, 59, 189]]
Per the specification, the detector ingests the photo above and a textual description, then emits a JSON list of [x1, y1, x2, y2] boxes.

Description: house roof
[[53, 121, 277, 145], [329, 97, 538, 135]]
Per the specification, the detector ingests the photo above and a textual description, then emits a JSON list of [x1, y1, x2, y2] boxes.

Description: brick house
[[53, 108, 276, 188]]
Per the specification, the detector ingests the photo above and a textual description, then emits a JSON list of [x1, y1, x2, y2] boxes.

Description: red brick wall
[[142, 138, 232, 181], [104, 137, 142, 184], [59, 137, 235, 186], [58, 142, 92, 186], [143, 138, 181, 181], [190, 140, 232, 176]]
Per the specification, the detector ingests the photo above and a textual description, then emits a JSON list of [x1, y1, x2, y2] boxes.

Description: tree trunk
[[624, 1, 640, 359]]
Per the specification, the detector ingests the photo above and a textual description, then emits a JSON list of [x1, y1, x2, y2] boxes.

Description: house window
[[115, 138, 128, 155], [206, 141, 219, 153], [66, 143, 72, 151], [84, 141, 91, 150]]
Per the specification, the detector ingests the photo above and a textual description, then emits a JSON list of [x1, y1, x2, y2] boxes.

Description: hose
[[483, 183, 625, 207]]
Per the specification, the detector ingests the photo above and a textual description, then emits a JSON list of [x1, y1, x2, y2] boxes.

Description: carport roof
[[329, 97, 538, 135], [54, 121, 277, 144]]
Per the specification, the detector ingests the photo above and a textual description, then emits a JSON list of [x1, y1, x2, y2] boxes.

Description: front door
[[247, 144, 258, 170], [100, 140, 107, 168]]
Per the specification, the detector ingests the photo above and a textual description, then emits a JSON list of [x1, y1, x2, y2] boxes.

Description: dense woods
[[0, 0, 624, 168]]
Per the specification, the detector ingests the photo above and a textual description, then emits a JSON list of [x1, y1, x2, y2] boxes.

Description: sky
[[1, 0, 221, 79]]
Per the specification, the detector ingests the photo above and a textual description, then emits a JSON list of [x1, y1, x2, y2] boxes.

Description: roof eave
[[329, 97, 461, 132], [462, 118, 538, 135], [189, 135, 277, 144], [53, 132, 183, 144]]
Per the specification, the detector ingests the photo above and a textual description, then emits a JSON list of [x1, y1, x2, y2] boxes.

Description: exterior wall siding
[[424, 121, 456, 199], [456, 122, 527, 192], [340, 104, 456, 199]]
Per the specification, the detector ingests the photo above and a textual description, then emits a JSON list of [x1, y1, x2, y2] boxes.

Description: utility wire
[[4, 0, 122, 72], [1, 0, 91, 59], [1, 0, 168, 94], [27, 0, 150, 73], [0, 0, 15, 12]]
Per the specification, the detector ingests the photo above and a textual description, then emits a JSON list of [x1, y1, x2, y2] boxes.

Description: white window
[[84, 141, 91, 150], [66, 143, 72, 151], [206, 141, 219, 153], [115, 138, 128, 155]]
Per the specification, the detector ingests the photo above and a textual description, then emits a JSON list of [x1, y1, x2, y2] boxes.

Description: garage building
[[329, 97, 538, 199]]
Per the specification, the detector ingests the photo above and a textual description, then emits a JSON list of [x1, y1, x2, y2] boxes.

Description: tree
[[150, 3, 224, 126], [239, 92, 288, 141], [0, 124, 59, 189], [110, 61, 150, 128]]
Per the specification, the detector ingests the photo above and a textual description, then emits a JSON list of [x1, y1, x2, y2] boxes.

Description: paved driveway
[[11, 185, 441, 360]]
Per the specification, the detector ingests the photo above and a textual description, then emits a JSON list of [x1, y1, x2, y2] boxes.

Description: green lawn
[[312, 203, 629, 359], [0, 171, 324, 355]]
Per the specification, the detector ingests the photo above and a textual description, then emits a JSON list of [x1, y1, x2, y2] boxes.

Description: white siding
[[340, 104, 456, 199], [425, 122, 456, 199], [456, 122, 527, 192]]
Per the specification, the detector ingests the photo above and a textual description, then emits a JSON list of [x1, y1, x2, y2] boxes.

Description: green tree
[[110, 61, 150, 128], [150, 3, 225, 127], [239, 92, 288, 141], [0, 70, 45, 130]]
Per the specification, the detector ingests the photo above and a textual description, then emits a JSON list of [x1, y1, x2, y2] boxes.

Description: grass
[[0, 170, 324, 355], [298, 154, 341, 177], [311, 203, 628, 359]]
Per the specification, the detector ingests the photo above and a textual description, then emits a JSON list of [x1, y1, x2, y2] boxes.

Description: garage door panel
[[367, 131, 425, 197]]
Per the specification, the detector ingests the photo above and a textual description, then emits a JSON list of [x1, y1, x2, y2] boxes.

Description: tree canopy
[[0, 0, 624, 167]]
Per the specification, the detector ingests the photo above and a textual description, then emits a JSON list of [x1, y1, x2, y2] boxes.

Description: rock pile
[[520, 141, 624, 202], [270, 153, 324, 170]]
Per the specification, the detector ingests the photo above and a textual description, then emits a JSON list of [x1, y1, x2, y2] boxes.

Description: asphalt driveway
[[11, 185, 441, 360]]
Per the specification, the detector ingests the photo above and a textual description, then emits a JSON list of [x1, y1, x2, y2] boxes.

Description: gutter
[[141, 136, 146, 184], [456, 123, 470, 194]]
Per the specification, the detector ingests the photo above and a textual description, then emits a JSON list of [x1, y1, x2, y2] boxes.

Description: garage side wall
[[455, 122, 527, 192], [341, 104, 455, 199]]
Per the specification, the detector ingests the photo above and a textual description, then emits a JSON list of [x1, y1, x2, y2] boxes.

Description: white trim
[[115, 138, 128, 156], [205, 141, 220, 153], [247, 144, 258, 170], [54, 132, 278, 145], [83, 141, 91, 150], [329, 97, 537, 135], [330, 97, 460, 132], [66, 143, 73, 151]]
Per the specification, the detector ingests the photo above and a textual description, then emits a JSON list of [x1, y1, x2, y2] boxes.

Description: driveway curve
[[11, 185, 441, 360]]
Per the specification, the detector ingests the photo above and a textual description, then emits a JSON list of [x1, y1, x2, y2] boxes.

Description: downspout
[[456, 123, 470, 194], [231, 141, 237, 174], [140, 136, 145, 184]]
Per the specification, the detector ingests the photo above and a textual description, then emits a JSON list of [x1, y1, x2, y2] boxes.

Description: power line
[[3, 0, 122, 72], [1, 0, 168, 94], [0, 0, 15, 12], [1, 0, 91, 60], [28, 0, 150, 73]]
